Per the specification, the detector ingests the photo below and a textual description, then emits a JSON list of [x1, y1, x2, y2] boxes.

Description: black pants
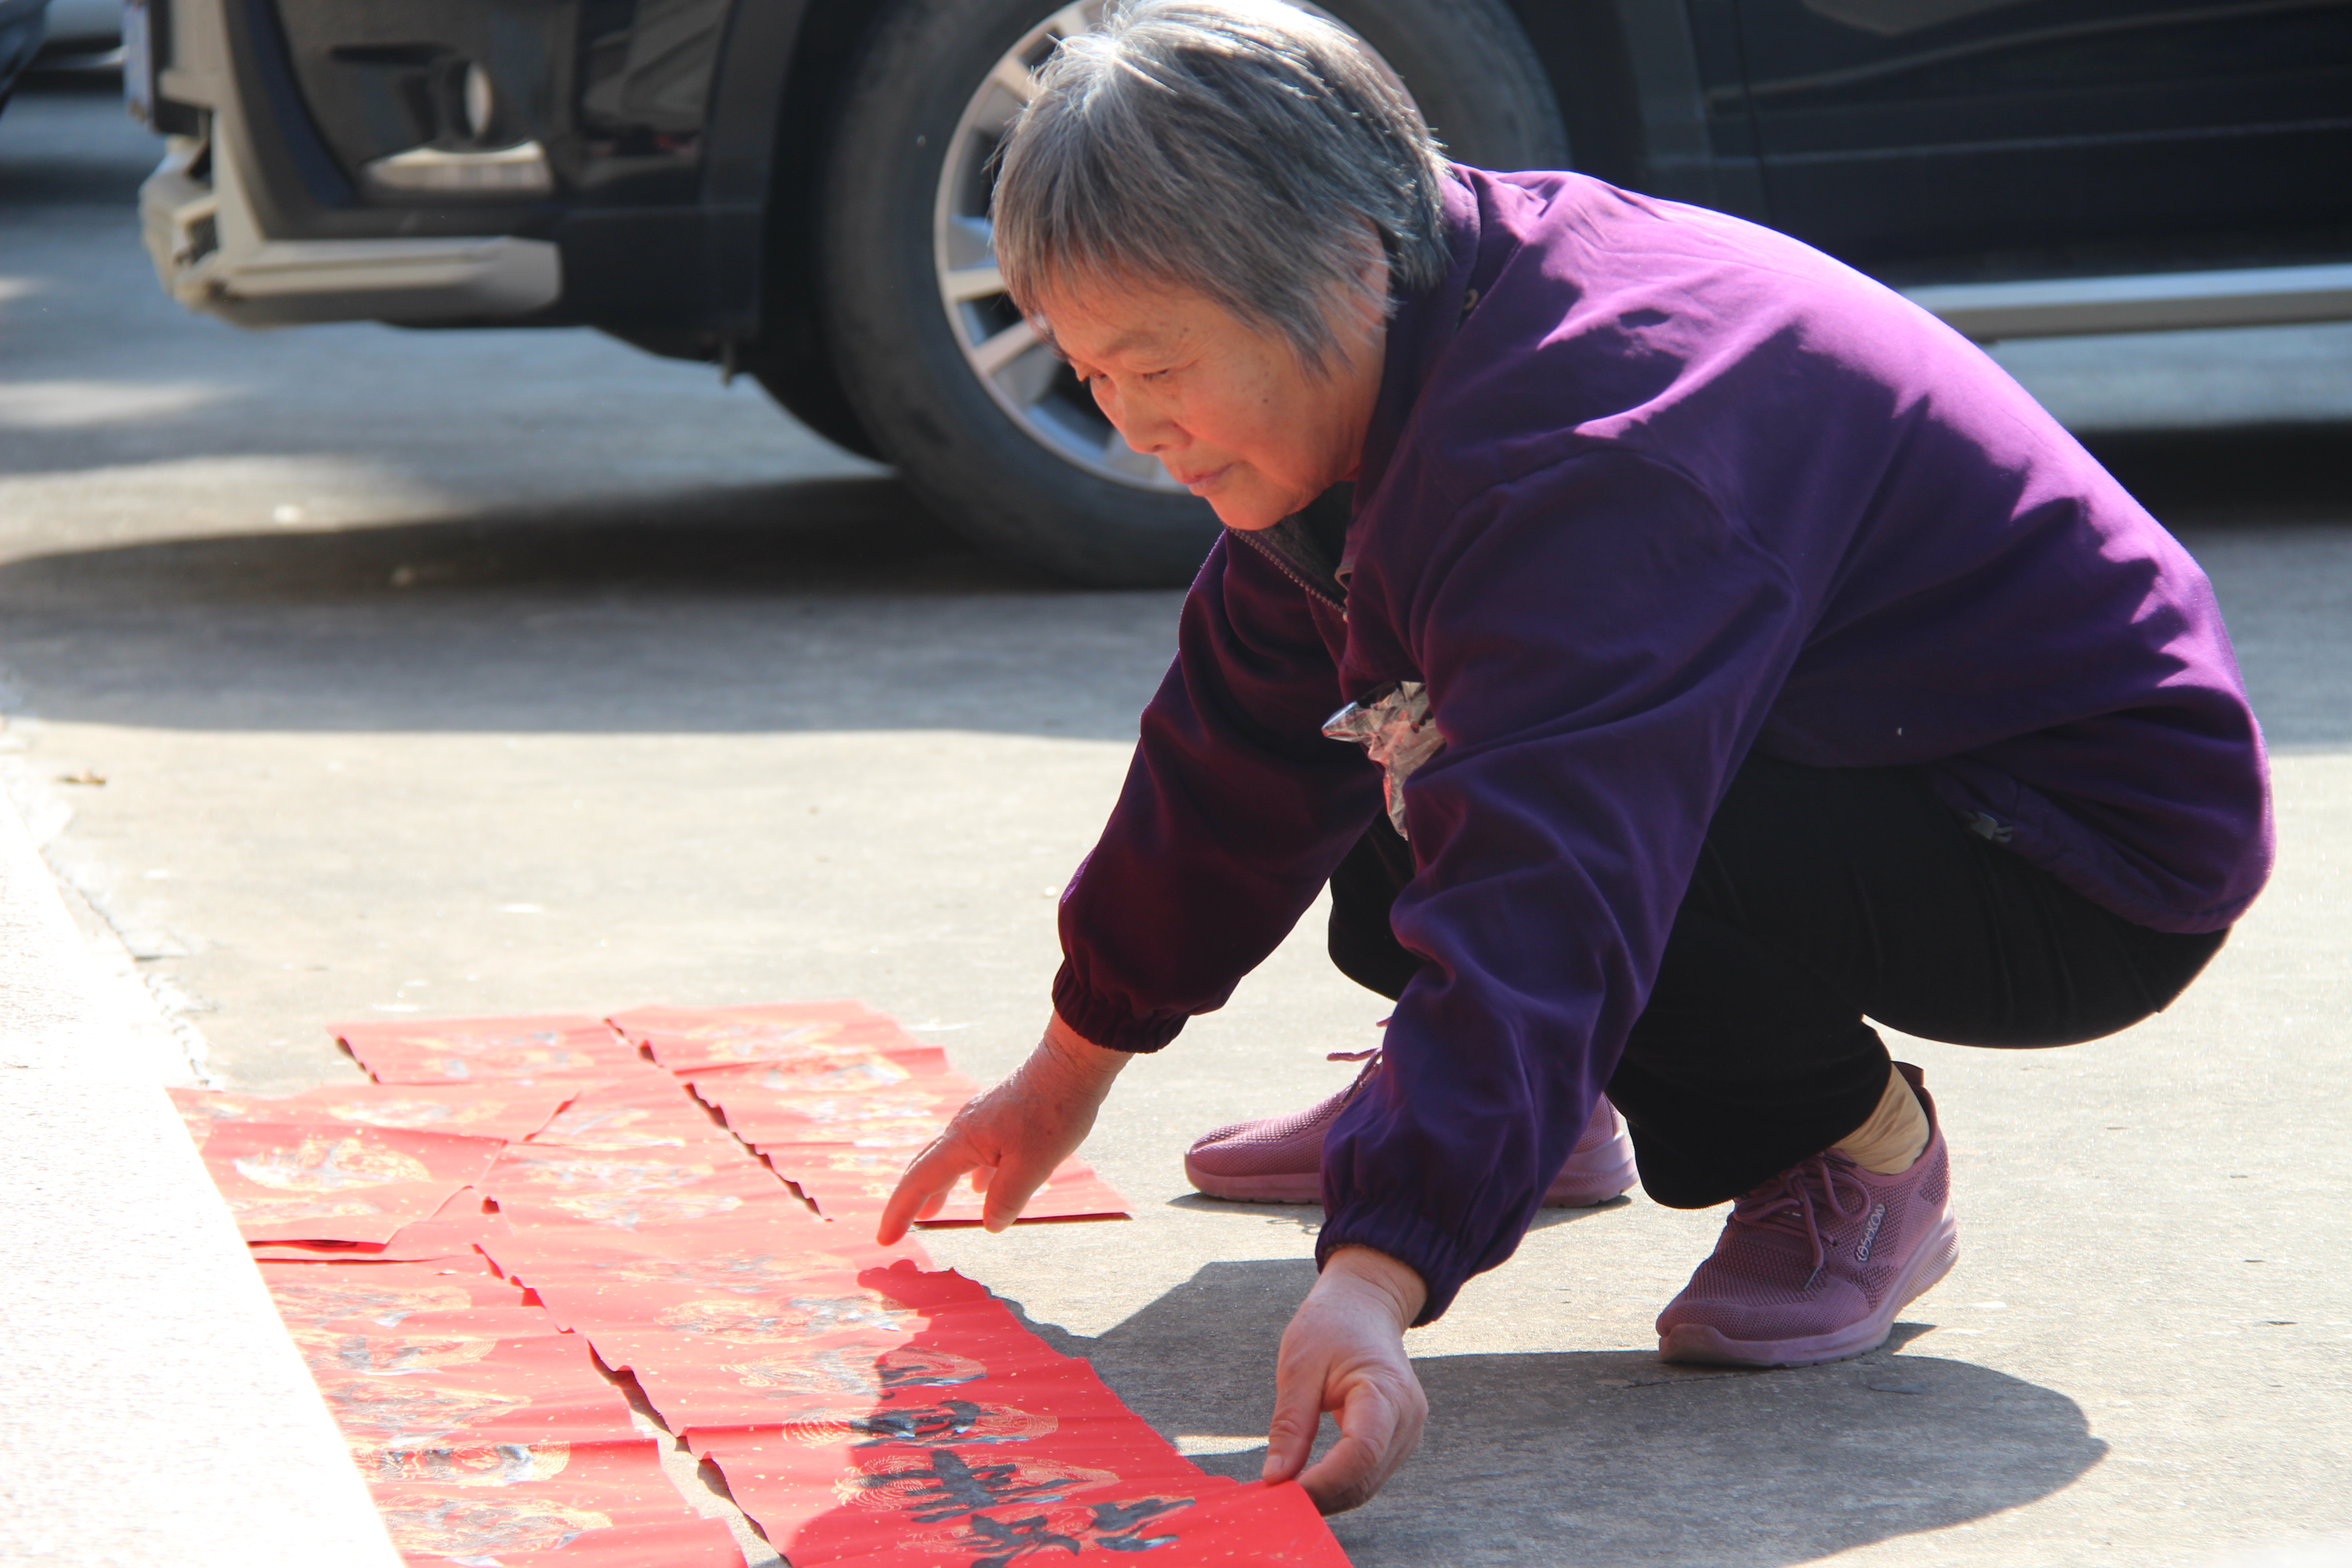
[[1327, 756, 2227, 1208]]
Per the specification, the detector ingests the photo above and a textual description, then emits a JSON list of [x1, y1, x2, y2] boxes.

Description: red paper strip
[[186, 1003, 1333, 1568], [522, 1078, 740, 1153], [479, 1226, 932, 1333], [752, 1144, 1129, 1227], [813, 1477, 1348, 1568], [200, 1122, 505, 1244], [172, 1083, 572, 1147], [370, 1440, 744, 1568], [335, 1014, 640, 1084], [684, 1075, 972, 1145], [255, 1262, 745, 1568], [246, 1186, 506, 1263], [681, 1058, 1129, 1227], [482, 1145, 793, 1234], [611, 1003, 927, 1074]]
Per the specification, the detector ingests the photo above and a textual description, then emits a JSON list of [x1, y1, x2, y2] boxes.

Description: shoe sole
[[1184, 1140, 1639, 1208], [1656, 1205, 1960, 1369]]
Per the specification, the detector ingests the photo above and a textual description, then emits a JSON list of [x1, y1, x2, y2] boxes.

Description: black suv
[[129, 0, 2352, 584]]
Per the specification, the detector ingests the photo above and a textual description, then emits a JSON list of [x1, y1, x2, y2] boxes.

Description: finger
[[875, 1139, 982, 1245], [978, 1151, 1061, 1234], [1296, 1382, 1401, 1516], [1260, 1349, 1333, 1485]]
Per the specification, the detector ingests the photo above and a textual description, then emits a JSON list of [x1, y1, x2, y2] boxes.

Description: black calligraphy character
[[852, 1401, 989, 1447], [958, 1511, 1084, 1567], [1088, 1496, 1188, 1552], [867, 1449, 1074, 1524]]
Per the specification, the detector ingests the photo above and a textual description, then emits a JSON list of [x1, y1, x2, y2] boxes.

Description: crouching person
[[881, 0, 2270, 1515]]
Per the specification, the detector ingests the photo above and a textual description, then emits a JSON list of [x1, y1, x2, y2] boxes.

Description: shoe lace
[[1729, 1153, 1873, 1285]]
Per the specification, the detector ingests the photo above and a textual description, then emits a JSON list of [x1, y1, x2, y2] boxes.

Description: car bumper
[[139, 106, 561, 329]]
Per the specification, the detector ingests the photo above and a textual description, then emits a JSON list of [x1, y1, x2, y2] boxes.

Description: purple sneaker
[[1656, 1062, 1959, 1368], [1183, 1050, 1636, 1207]]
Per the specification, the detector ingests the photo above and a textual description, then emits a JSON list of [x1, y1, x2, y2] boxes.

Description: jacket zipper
[[1232, 526, 1347, 615]]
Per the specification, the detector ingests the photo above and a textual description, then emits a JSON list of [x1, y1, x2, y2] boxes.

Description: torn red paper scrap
[[612, 1002, 930, 1073], [370, 1437, 745, 1568], [336, 1014, 640, 1084], [200, 1122, 504, 1244], [171, 1082, 571, 1147]]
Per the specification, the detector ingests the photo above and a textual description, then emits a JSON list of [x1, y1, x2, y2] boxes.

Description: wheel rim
[[933, 3, 1182, 492]]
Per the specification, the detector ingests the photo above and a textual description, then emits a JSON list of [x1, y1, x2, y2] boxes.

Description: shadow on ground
[[2080, 425, 2351, 523], [1009, 1258, 2104, 1568], [0, 476, 1191, 741], [0, 429, 2344, 745]]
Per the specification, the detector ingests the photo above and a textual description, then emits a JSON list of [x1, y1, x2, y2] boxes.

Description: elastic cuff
[[1049, 964, 1189, 1054], [1315, 1207, 1480, 1327]]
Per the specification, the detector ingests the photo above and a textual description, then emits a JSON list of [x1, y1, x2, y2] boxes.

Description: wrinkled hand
[[1264, 1246, 1430, 1515], [877, 1012, 1130, 1244]]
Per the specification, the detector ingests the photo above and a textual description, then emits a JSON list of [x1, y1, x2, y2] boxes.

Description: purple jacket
[[1052, 167, 2272, 1322]]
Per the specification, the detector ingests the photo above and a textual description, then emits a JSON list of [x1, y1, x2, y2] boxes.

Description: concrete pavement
[[3, 73, 2349, 1566]]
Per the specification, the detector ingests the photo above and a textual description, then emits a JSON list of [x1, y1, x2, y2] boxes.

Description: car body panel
[[132, 0, 2352, 345], [1730, 0, 2352, 274]]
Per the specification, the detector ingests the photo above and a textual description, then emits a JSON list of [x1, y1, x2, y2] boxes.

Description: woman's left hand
[[1263, 1245, 1429, 1514]]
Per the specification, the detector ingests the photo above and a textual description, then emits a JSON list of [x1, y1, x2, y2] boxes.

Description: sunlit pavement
[[4, 74, 2349, 1567]]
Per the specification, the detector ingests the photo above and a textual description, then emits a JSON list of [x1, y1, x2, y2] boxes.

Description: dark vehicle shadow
[[0, 70, 153, 206], [0, 475, 1189, 742], [2081, 424, 2351, 524], [808, 1257, 2106, 1568], [0, 427, 2343, 746]]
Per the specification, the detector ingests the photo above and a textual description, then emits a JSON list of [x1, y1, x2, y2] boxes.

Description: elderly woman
[[879, 0, 2271, 1515]]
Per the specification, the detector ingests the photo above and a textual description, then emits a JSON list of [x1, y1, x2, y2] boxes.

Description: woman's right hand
[[876, 1012, 1132, 1244]]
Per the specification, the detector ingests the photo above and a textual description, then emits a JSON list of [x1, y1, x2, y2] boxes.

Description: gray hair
[[992, 0, 1454, 375]]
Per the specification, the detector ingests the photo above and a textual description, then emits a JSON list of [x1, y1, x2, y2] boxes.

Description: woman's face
[[1033, 272, 1387, 532]]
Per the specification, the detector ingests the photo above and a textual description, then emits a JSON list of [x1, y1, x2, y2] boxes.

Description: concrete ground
[[4, 73, 2348, 1566]]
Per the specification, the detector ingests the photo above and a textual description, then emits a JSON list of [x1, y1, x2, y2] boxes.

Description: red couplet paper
[[199, 1121, 505, 1244], [681, 1055, 1130, 1227], [335, 1014, 641, 1084], [481, 1144, 791, 1234], [751, 1142, 1129, 1228], [521, 1078, 741, 1154], [245, 1186, 509, 1263], [611, 1003, 931, 1074], [369, 1440, 744, 1568], [186, 1002, 1336, 1568], [261, 1259, 745, 1568], [810, 1478, 1349, 1568], [172, 1082, 572, 1148]]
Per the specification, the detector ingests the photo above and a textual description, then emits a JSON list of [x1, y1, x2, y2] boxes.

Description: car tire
[[816, 0, 1566, 587]]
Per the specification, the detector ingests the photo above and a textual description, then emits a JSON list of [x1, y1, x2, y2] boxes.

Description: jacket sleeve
[[1052, 534, 1386, 1051], [1317, 449, 1810, 1322]]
